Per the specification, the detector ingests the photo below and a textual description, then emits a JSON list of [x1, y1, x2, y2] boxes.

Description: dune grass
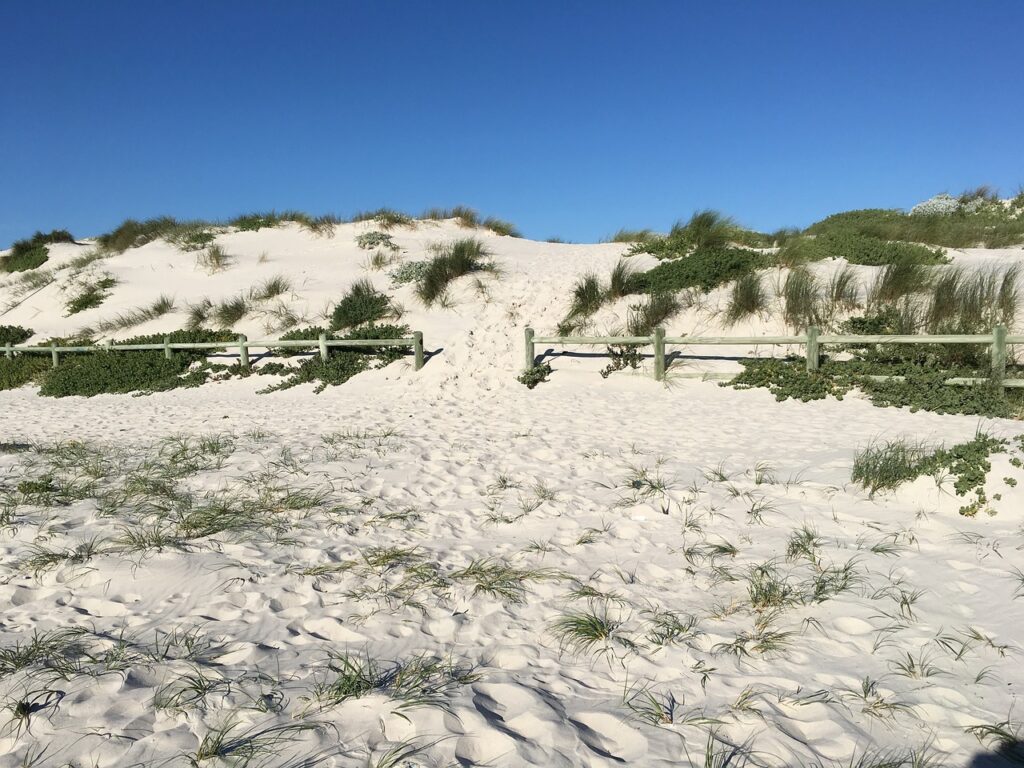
[[80, 295, 176, 336], [604, 228, 655, 244], [867, 262, 933, 308], [725, 272, 768, 325], [196, 244, 233, 273], [352, 208, 414, 230], [781, 268, 822, 331], [249, 275, 292, 302], [627, 293, 683, 336], [2, 230, 75, 272], [213, 296, 248, 328], [415, 238, 495, 306]]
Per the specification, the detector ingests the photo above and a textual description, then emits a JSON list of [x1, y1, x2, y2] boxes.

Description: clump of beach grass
[[415, 238, 495, 306], [725, 272, 768, 325]]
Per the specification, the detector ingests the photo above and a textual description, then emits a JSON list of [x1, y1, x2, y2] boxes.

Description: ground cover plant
[[0, 325, 32, 346], [1, 230, 74, 273], [807, 190, 1024, 249], [330, 279, 393, 330], [64, 274, 118, 315]]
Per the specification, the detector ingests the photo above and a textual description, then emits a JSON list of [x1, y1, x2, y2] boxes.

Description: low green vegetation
[[98, 217, 181, 253], [852, 432, 1005, 515], [2, 230, 74, 272], [65, 275, 118, 315], [421, 206, 521, 236], [351, 208, 414, 230], [557, 260, 641, 334], [0, 325, 33, 346], [255, 324, 410, 393], [778, 230, 947, 267], [807, 193, 1024, 249], [633, 246, 772, 293], [330, 279, 393, 330], [729, 356, 1024, 419], [725, 272, 768, 325], [518, 362, 552, 389], [627, 293, 682, 336], [415, 238, 496, 306], [356, 231, 399, 251]]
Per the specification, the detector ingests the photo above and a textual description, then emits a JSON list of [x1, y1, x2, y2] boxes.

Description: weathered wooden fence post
[[4, 343, 11, 360], [50, 343, 59, 368], [653, 327, 666, 381], [805, 326, 820, 372], [413, 331, 424, 370], [238, 335, 249, 369], [524, 327, 535, 370], [163, 335, 172, 360], [992, 324, 1007, 383], [318, 332, 329, 362]]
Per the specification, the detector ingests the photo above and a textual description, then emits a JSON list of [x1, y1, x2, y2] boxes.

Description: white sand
[[1, 223, 1023, 766]]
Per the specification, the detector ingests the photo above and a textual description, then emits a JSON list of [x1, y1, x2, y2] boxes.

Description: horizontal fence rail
[[4, 331, 427, 371], [525, 325, 1021, 387]]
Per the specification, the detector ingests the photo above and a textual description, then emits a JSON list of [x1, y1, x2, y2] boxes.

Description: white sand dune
[[1, 222, 1023, 766]]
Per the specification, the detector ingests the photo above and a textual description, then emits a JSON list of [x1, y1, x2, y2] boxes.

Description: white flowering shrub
[[910, 194, 960, 216]]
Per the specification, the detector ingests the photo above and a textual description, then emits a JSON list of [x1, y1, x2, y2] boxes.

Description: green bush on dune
[[0, 325, 34, 346], [1, 230, 75, 272]]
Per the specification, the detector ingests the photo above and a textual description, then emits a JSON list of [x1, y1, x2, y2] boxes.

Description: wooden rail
[[525, 325, 1021, 386], [3, 331, 427, 371]]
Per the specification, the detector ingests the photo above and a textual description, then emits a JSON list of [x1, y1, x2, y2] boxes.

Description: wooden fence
[[524, 325, 1024, 387], [4, 331, 426, 370]]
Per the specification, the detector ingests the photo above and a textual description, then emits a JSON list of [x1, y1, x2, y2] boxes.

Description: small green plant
[[65, 275, 118, 315], [352, 208, 414, 230], [415, 238, 495, 306], [634, 246, 772, 293], [482, 216, 520, 237], [97, 217, 179, 253], [518, 362, 552, 389], [1, 230, 74, 272], [626, 293, 681, 335], [356, 231, 399, 251], [725, 272, 767, 325], [330, 279, 392, 329], [782, 267, 822, 330], [0, 325, 34, 346], [213, 296, 248, 327], [196, 244, 233, 273]]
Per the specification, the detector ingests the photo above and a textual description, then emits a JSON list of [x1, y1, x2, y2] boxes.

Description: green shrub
[[351, 208, 413, 230], [0, 325, 33, 346], [270, 326, 330, 356], [416, 238, 495, 306], [37, 329, 234, 398], [779, 231, 947, 267], [2, 229, 75, 272], [66, 275, 118, 315], [330, 279, 391, 330], [98, 217, 179, 253], [356, 231, 398, 251], [0, 355, 51, 390], [806, 207, 1024, 249], [389, 261, 431, 285], [230, 211, 319, 232], [1, 246, 47, 273], [518, 362, 552, 389], [259, 324, 409, 393], [725, 273, 768, 325], [634, 247, 771, 294], [728, 357, 1024, 419]]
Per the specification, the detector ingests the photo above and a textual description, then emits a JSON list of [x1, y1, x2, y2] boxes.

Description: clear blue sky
[[2, 1, 1022, 247]]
